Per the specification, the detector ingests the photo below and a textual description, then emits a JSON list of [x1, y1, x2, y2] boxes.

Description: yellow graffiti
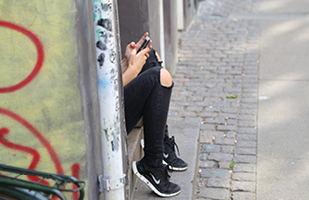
[[0, 0, 87, 199]]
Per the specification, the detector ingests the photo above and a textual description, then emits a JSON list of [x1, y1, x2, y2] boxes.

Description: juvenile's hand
[[124, 32, 151, 65], [128, 45, 152, 75], [122, 33, 152, 86], [124, 42, 136, 61], [136, 32, 150, 51]]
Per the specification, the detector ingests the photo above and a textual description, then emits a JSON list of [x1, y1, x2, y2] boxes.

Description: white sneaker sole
[[132, 161, 181, 197], [163, 160, 188, 171]]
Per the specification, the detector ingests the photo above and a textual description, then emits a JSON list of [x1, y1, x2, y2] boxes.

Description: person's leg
[[124, 66, 172, 167], [125, 66, 181, 197], [141, 67, 172, 168], [124, 66, 163, 133], [138, 49, 188, 171]]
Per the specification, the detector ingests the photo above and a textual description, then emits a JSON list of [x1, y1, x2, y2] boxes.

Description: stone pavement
[[133, 0, 309, 199], [168, 0, 260, 199], [257, 0, 309, 199]]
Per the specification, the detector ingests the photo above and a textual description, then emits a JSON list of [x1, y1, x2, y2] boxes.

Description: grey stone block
[[231, 192, 255, 200], [226, 131, 237, 138], [199, 160, 216, 168], [200, 169, 230, 178], [238, 120, 256, 127], [238, 128, 257, 134], [200, 153, 207, 160], [207, 178, 230, 188], [221, 146, 234, 153], [217, 125, 237, 131], [232, 173, 256, 181], [236, 141, 257, 148], [201, 144, 220, 153], [209, 153, 233, 162], [198, 188, 230, 199], [200, 131, 215, 143], [233, 164, 256, 173], [237, 134, 257, 141], [200, 123, 216, 130], [234, 147, 256, 155], [234, 155, 256, 163], [219, 161, 232, 169], [231, 181, 255, 192], [215, 138, 236, 145]]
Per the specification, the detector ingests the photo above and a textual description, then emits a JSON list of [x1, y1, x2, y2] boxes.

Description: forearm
[[122, 57, 137, 86], [122, 41, 151, 86], [122, 65, 140, 86]]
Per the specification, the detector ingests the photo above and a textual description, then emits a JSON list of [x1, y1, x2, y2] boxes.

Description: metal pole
[[159, 0, 166, 65], [91, 0, 127, 199]]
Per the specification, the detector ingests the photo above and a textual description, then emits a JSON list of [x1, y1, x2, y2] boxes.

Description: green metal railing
[[0, 164, 85, 200]]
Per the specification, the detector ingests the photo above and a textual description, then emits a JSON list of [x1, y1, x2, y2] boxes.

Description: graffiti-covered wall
[[0, 0, 87, 199]]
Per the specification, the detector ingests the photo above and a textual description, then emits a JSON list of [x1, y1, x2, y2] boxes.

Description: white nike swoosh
[[150, 173, 160, 185], [163, 153, 169, 158]]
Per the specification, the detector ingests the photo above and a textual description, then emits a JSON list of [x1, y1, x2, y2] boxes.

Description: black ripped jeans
[[124, 49, 173, 168]]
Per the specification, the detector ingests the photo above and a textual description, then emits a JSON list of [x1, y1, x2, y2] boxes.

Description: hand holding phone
[[137, 36, 151, 53]]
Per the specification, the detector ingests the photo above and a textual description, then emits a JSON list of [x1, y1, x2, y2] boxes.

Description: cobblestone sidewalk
[[168, 0, 260, 199]]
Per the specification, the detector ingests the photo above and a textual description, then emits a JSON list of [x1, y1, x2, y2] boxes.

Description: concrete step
[[131, 120, 200, 200], [126, 127, 144, 200]]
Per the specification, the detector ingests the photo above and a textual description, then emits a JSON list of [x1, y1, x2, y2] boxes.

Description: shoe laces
[[162, 165, 173, 189], [168, 136, 180, 156]]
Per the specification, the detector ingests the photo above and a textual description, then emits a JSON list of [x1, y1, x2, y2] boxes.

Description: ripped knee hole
[[160, 68, 173, 87]]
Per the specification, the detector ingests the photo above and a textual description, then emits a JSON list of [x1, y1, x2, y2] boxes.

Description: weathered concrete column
[[183, 0, 196, 30], [147, 0, 162, 53], [92, 0, 127, 199], [76, 0, 104, 199], [163, 0, 178, 75]]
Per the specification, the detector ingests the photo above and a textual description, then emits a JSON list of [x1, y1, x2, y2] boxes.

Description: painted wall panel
[[0, 0, 86, 199]]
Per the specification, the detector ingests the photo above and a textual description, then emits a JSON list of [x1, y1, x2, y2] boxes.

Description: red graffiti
[[0, 127, 50, 186], [0, 20, 44, 93], [0, 20, 82, 198], [71, 163, 81, 200], [0, 107, 64, 175]]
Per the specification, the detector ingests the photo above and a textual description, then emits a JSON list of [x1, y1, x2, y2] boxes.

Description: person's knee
[[160, 68, 172, 87]]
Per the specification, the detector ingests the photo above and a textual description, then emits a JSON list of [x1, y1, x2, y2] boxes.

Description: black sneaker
[[163, 136, 188, 171], [132, 160, 181, 197]]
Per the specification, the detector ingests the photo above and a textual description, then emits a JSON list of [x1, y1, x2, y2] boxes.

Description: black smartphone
[[138, 36, 150, 52]]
